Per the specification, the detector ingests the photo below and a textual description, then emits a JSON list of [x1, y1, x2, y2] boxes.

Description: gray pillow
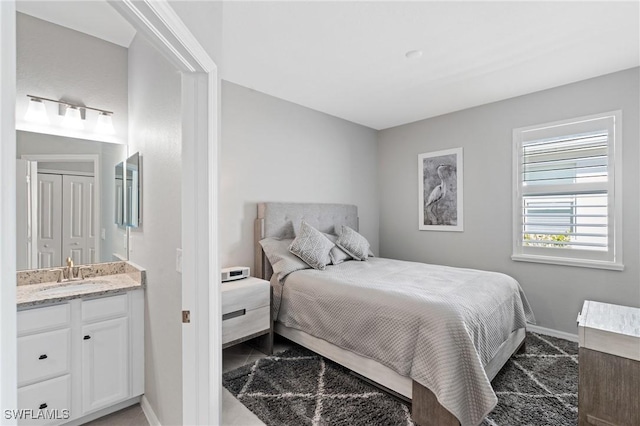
[[289, 221, 334, 270], [336, 225, 370, 261], [259, 237, 310, 282], [323, 233, 353, 265]]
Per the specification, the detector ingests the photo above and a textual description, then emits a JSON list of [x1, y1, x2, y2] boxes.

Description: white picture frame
[[418, 147, 463, 231]]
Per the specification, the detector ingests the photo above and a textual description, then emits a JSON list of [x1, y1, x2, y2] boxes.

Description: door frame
[[0, 1, 221, 424], [21, 154, 101, 266], [0, 1, 17, 421]]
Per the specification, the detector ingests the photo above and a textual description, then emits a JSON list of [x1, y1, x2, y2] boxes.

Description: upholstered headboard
[[254, 202, 359, 280]]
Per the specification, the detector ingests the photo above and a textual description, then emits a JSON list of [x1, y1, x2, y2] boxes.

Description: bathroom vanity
[[16, 261, 145, 425]]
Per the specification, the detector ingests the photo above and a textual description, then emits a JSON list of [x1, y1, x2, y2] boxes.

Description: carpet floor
[[223, 332, 578, 426]]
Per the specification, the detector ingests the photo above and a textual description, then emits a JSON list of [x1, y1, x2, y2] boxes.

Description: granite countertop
[[17, 261, 146, 308]]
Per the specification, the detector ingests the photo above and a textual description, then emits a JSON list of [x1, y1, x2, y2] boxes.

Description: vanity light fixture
[[61, 106, 84, 130], [25, 95, 115, 135], [95, 111, 116, 135], [24, 97, 50, 125]]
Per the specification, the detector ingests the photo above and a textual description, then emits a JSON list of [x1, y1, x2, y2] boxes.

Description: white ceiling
[[16, 1, 136, 48], [17, 1, 639, 130], [222, 1, 640, 130]]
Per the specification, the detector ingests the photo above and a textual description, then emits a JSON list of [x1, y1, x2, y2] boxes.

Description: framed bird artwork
[[418, 147, 463, 231]]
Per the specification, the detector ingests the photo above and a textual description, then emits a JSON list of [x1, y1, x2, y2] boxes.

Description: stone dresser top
[[578, 300, 640, 362], [17, 261, 146, 308]]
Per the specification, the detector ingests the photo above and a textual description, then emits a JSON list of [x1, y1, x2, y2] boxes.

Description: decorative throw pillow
[[289, 221, 335, 270], [336, 225, 370, 261], [323, 233, 353, 265], [259, 238, 310, 282]]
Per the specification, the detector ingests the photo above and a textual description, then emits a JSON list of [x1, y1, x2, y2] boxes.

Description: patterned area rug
[[223, 332, 578, 426]]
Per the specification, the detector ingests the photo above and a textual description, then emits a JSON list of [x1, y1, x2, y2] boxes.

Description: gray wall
[[378, 68, 640, 334], [128, 35, 183, 425], [16, 13, 128, 143], [220, 81, 379, 271]]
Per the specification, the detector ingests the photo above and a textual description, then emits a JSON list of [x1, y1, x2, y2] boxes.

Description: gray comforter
[[272, 257, 535, 426]]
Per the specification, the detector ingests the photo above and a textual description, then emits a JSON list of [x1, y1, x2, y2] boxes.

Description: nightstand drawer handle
[[223, 309, 246, 321]]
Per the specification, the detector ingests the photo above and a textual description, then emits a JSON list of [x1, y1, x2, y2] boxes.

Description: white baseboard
[[527, 324, 578, 342], [141, 395, 161, 426]]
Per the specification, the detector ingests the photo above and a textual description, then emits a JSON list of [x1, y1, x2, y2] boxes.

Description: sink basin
[[38, 280, 110, 296]]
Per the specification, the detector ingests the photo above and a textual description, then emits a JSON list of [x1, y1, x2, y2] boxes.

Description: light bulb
[[95, 112, 115, 135], [62, 106, 84, 130], [24, 98, 49, 125]]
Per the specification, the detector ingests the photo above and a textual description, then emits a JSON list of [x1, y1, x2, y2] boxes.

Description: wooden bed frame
[[254, 202, 526, 426]]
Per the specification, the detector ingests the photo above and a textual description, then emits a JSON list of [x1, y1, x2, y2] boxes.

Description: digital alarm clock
[[221, 266, 250, 282]]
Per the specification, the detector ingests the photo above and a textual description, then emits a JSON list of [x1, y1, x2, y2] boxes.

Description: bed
[[254, 202, 534, 426]]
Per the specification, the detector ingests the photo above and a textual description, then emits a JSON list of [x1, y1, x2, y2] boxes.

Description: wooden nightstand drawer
[[222, 277, 269, 314], [221, 277, 272, 352], [222, 306, 270, 345]]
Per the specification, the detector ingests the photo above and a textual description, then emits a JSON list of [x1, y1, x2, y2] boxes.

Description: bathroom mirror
[[16, 130, 128, 270], [125, 152, 142, 228], [115, 161, 125, 227]]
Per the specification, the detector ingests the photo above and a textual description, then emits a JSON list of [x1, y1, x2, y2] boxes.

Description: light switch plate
[[176, 248, 182, 273]]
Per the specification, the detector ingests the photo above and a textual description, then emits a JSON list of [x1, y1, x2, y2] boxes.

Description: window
[[512, 111, 623, 270]]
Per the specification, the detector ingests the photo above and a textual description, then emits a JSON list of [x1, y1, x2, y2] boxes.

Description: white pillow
[[289, 221, 335, 270], [259, 237, 310, 282], [336, 225, 370, 261]]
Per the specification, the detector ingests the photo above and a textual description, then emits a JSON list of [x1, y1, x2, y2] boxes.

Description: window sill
[[511, 254, 624, 271]]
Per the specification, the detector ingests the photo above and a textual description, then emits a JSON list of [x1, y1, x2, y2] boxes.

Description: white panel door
[[37, 174, 62, 268], [81, 317, 129, 414], [16, 160, 38, 270], [62, 175, 95, 265]]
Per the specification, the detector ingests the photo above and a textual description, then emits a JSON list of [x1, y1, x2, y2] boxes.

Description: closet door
[[62, 175, 96, 265], [37, 174, 62, 268]]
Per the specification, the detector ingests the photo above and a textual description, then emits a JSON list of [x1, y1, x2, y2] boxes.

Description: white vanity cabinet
[[17, 304, 72, 426], [81, 294, 130, 414], [17, 290, 144, 425]]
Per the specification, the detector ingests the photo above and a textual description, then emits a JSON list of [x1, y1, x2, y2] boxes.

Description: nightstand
[[577, 300, 639, 426], [222, 276, 272, 354]]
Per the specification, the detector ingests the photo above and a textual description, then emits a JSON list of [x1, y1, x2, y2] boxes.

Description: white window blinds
[[512, 111, 623, 270]]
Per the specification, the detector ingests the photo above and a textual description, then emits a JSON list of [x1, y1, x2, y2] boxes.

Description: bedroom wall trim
[[140, 395, 161, 426], [527, 324, 578, 343]]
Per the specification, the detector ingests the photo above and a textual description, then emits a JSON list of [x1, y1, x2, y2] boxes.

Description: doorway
[[0, 2, 220, 424]]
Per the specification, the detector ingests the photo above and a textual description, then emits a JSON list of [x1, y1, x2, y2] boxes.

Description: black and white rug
[[223, 332, 578, 426]]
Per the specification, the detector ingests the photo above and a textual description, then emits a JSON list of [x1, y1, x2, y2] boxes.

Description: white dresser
[[577, 300, 639, 426], [221, 277, 272, 354]]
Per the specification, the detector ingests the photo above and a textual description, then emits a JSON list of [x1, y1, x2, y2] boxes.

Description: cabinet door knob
[[39, 403, 47, 410], [38, 354, 48, 360], [83, 335, 91, 340]]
